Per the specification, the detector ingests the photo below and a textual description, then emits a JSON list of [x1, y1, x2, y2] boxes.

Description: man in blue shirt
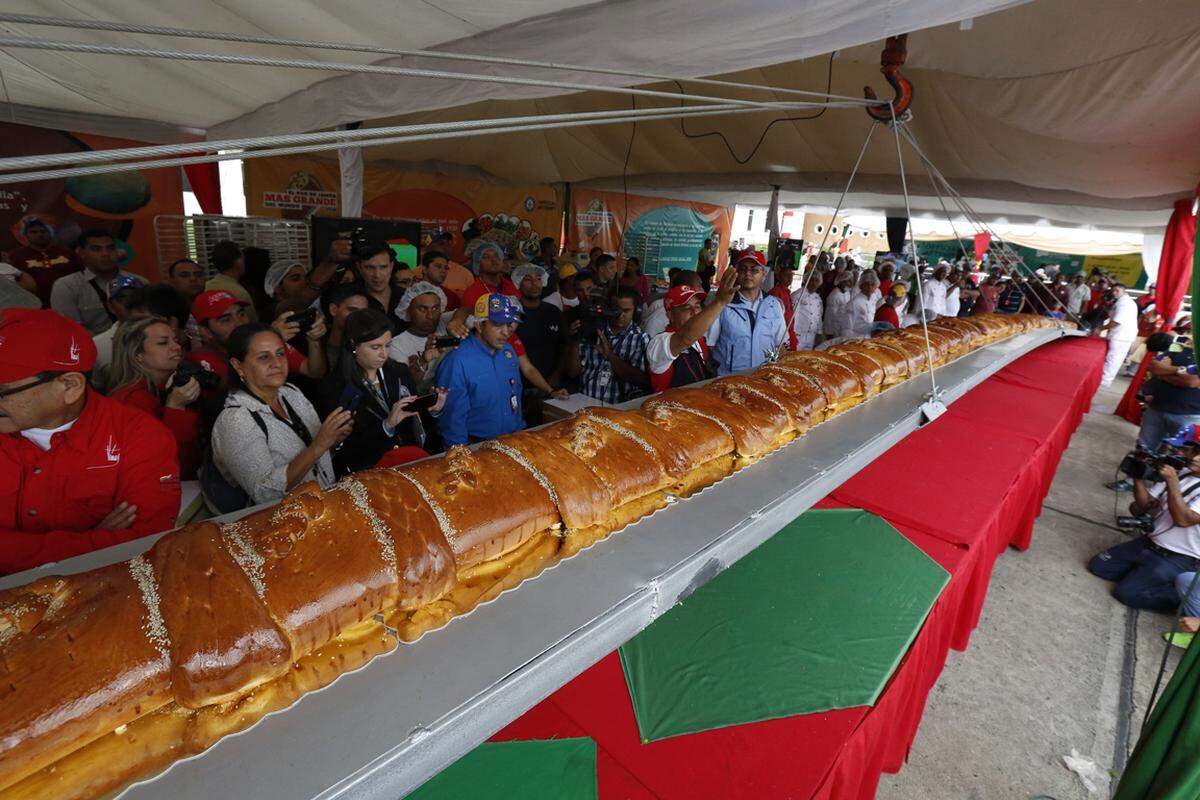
[[706, 250, 788, 376], [435, 293, 524, 446]]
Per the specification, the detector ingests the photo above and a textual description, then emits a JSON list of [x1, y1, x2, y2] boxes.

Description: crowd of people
[[0, 216, 1161, 577]]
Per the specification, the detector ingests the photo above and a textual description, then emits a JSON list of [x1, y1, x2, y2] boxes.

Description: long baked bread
[[0, 312, 1060, 800]]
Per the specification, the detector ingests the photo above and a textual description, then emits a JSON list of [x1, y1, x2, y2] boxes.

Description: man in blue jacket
[[435, 293, 524, 446], [706, 249, 788, 376]]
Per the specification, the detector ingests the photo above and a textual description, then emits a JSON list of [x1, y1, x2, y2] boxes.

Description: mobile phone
[[406, 393, 439, 412], [434, 335, 461, 349], [343, 393, 362, 413]]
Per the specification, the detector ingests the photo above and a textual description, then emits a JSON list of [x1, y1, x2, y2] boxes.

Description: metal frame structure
[[0, 327, 1084, 800], [153, 214, 311, 280]]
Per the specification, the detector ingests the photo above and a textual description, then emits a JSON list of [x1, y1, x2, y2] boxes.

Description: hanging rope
[[795, 121, 878, 294], [888, 105, 940, 400]]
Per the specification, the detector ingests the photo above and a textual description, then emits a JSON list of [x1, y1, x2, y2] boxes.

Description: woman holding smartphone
[[210, 323, 351, 506], [332, 308, 448, 475]]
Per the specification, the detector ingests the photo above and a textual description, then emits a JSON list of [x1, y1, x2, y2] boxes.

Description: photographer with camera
[[106, 317, 204, 478], [1090, 425, 1200, 611], [1134, 333, 1200, 450], [566, 286, 649, 404]]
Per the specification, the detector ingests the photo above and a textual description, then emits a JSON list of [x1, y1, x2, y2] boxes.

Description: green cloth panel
[[405, 738, 597, 800], [619, 508, 949, 742], [1115, 633, 1200, 799]]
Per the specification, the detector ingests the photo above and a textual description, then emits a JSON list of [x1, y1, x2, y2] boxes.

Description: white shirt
[[646, 330, 704, 375], [1108, 295, 1139, 341], [944, 286, 961, 318], [790, 289, 823, 351], [20, 418, 77, 451], [544, 292, 564, 310], [823, 288, 851, 336], [844, 292, 877, 338], [1149, 475, 1200, 559], [641, 297, 669, 339], [922, 278, 949, 316], [1067, 284, 1091, 315]]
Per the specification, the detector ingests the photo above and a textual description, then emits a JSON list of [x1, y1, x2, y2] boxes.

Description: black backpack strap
[[248, 410, 269, 440]]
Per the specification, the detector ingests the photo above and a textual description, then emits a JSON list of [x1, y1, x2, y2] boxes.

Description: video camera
[[171, 360, 221, 391], [1118, 442, 1190, 483], [576, 291, 623, 345]]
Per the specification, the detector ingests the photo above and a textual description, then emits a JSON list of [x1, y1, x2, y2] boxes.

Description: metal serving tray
[[0, 327, 1082, 799]]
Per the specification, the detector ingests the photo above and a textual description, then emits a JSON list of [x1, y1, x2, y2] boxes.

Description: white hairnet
[[511, 263, 548, 287], [264, 259, 304, 298], [395, 280, 447, 320]]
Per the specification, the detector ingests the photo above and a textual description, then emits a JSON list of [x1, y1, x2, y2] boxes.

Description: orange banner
[[244, 156, 562, 264], [569, 188, 732, 279], [0, 122, 183, 282]]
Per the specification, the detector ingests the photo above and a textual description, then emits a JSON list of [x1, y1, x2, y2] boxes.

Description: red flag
[[973, 233, 991, 262]]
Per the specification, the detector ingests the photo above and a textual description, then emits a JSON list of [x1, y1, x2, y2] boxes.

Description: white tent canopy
[[1, 0, 1197, 230]]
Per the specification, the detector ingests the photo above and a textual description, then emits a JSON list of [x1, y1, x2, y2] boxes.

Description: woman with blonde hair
[[107, 316, 203, 477]]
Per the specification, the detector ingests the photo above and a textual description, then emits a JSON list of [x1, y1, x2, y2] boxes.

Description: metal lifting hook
[[863, 34, 913, 122]]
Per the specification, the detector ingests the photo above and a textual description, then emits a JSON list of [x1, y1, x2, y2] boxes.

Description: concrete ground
[[876, 374, 1186, 800]]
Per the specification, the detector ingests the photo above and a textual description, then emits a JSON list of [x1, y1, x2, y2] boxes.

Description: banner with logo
[[569, 188, 733, 279], [0, 121, 183, 282], [244, 156, 562, 264]]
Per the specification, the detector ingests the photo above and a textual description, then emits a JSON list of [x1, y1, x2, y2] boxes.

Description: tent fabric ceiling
[[0, 0, 1197, 230]]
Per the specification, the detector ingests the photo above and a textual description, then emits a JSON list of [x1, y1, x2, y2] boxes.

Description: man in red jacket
[[0, 308, 180, 575]]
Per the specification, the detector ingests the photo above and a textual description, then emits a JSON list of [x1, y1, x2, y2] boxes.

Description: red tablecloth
[[492, 335, 1107, 799]]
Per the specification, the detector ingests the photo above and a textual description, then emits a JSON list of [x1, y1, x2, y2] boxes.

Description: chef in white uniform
[[790, 270, 824, 351], [822, 271, 854, 340], [1095, 282, 1139, 387]]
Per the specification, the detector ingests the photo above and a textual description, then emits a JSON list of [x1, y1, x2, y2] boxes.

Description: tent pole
[[0, 101, 844, 172], [0, 34, 851, 115], [0, 104, 806, 185]]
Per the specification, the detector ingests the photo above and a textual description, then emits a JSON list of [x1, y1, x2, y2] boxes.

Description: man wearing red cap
[[646, 267, 738, 392], [0, 309, 180, 575], [185, 289, 320, 387], [705, 250, 789, 376]]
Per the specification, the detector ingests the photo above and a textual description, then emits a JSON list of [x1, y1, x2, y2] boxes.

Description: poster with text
[[245, 156, 562, 264], [0, 122, 183, 282], [570, 188, 733, 279]]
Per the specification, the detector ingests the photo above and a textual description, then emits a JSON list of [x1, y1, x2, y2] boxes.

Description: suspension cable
[[795, 121, 878, 295], [0, 13, 876, 107], [898, 125, 1084, 328], [889, 107, 940, 399]]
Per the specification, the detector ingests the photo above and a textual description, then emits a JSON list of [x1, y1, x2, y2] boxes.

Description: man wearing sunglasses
[[0, 308, 180, 575]]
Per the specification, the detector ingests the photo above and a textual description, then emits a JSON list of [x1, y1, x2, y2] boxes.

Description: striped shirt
[[580, 322, 650, 404]]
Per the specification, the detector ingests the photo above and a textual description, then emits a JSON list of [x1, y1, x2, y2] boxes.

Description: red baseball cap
[[735, 249, 767, 267], [193, 289, 248, 323], [664, 285, 706, 311], [0, 308, 97, 383]]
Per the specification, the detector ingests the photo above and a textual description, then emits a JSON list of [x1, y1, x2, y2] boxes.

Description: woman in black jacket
[[329, 308, 446, 476]]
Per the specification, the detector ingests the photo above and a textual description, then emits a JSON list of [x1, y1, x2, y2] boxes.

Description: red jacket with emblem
[[0, 389, 181, 575]]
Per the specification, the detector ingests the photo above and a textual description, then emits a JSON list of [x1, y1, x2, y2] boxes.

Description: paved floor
[[876, 375, 1185, 800]]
